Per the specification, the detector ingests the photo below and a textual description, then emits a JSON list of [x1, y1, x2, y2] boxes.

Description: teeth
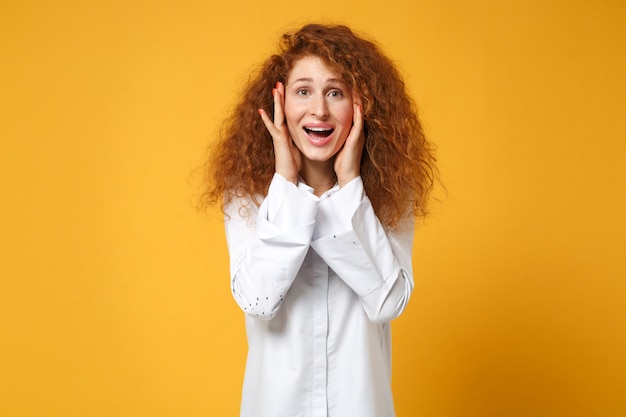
[[306, 127, 331, 132]]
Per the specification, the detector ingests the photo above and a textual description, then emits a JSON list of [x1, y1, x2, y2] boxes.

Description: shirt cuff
[[329, 176, 365, 232], [264, 173, 319, 231]]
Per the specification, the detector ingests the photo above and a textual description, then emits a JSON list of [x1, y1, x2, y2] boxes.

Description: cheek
[[283, 104, 300, 139], [337, 106, 354, 131], [283, 100, 301, 125], [335, 110, 354, 148]]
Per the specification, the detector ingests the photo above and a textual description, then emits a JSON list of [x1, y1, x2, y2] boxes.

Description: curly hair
[[201, 23, 436, 229]]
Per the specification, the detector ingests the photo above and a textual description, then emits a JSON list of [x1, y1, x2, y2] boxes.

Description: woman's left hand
[[334, 102, 365, 188]]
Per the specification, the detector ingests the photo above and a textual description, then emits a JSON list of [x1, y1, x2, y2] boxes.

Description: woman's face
[[284, 55, 354, 165]]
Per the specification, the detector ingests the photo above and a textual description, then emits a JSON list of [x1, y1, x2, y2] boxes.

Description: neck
[[300, 160, 336, 197]]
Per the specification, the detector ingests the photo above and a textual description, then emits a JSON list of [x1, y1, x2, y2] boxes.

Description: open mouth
[[304, 127, 334, 139]]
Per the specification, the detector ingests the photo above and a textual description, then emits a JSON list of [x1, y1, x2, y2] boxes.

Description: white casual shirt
[[224, 173, 415, 417]]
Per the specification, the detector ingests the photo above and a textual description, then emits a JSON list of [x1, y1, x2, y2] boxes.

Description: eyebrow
[[291, 77, 344, 84]]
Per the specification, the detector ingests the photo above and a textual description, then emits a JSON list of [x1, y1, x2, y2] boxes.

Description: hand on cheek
[[258, 82, 302, 185], [334, 102, 365, 188]]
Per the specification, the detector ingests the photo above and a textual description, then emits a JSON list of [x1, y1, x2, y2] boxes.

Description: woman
[[202, 23, 436, 417]]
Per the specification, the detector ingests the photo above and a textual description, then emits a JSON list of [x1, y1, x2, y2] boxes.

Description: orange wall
[[1, 1, 624, 416]]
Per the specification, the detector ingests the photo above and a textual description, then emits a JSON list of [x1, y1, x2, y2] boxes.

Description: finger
[[346, 103, 364, 145], [258, 108, 281, 139], [273, 82, 285, 129], [354, 103, 363, 127]]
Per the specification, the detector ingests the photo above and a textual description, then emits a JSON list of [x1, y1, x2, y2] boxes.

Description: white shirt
[[224, 174, 415, 417]]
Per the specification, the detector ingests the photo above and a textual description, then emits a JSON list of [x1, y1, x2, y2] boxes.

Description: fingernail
[[257, 109, 263, 116], [276, 82, 280, 89]]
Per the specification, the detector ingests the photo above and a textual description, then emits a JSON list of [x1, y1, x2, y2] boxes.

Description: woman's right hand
[[258, 82, 301, 185]]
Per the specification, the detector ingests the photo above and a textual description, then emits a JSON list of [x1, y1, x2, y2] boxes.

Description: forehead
[[287, 55, 344, 83]]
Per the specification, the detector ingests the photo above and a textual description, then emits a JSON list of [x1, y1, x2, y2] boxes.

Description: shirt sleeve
[[310, 177, 414, 323], [224, 173, 319, 320]]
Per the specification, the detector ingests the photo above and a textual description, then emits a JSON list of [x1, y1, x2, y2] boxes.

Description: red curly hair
[[201, 23, 436, 229]]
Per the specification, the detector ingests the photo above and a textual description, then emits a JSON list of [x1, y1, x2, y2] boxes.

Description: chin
[[300, 148, 339, 163]]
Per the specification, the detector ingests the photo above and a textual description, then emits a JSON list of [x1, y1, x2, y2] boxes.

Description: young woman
[[202, 23, 436, 417]]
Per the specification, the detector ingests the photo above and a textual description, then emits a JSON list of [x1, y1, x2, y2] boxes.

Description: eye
[[296, 88, 310, 96], [328, 89, 344, 98]]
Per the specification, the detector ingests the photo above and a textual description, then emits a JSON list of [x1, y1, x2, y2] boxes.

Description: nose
[[310, 95, 329, 118]]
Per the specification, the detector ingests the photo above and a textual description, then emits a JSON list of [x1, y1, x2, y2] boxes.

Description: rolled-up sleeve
[[310, 177, 414, 323], [225, 174, 319, 320]]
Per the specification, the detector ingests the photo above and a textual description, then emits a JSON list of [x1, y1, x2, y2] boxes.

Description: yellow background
[[1, 0, 624, 416]]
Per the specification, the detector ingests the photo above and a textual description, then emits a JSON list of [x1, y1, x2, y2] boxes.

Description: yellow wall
[[1, 0, 624, 416]]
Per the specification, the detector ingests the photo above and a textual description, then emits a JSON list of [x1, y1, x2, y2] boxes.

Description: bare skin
[[258, 57, 364, 197]]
